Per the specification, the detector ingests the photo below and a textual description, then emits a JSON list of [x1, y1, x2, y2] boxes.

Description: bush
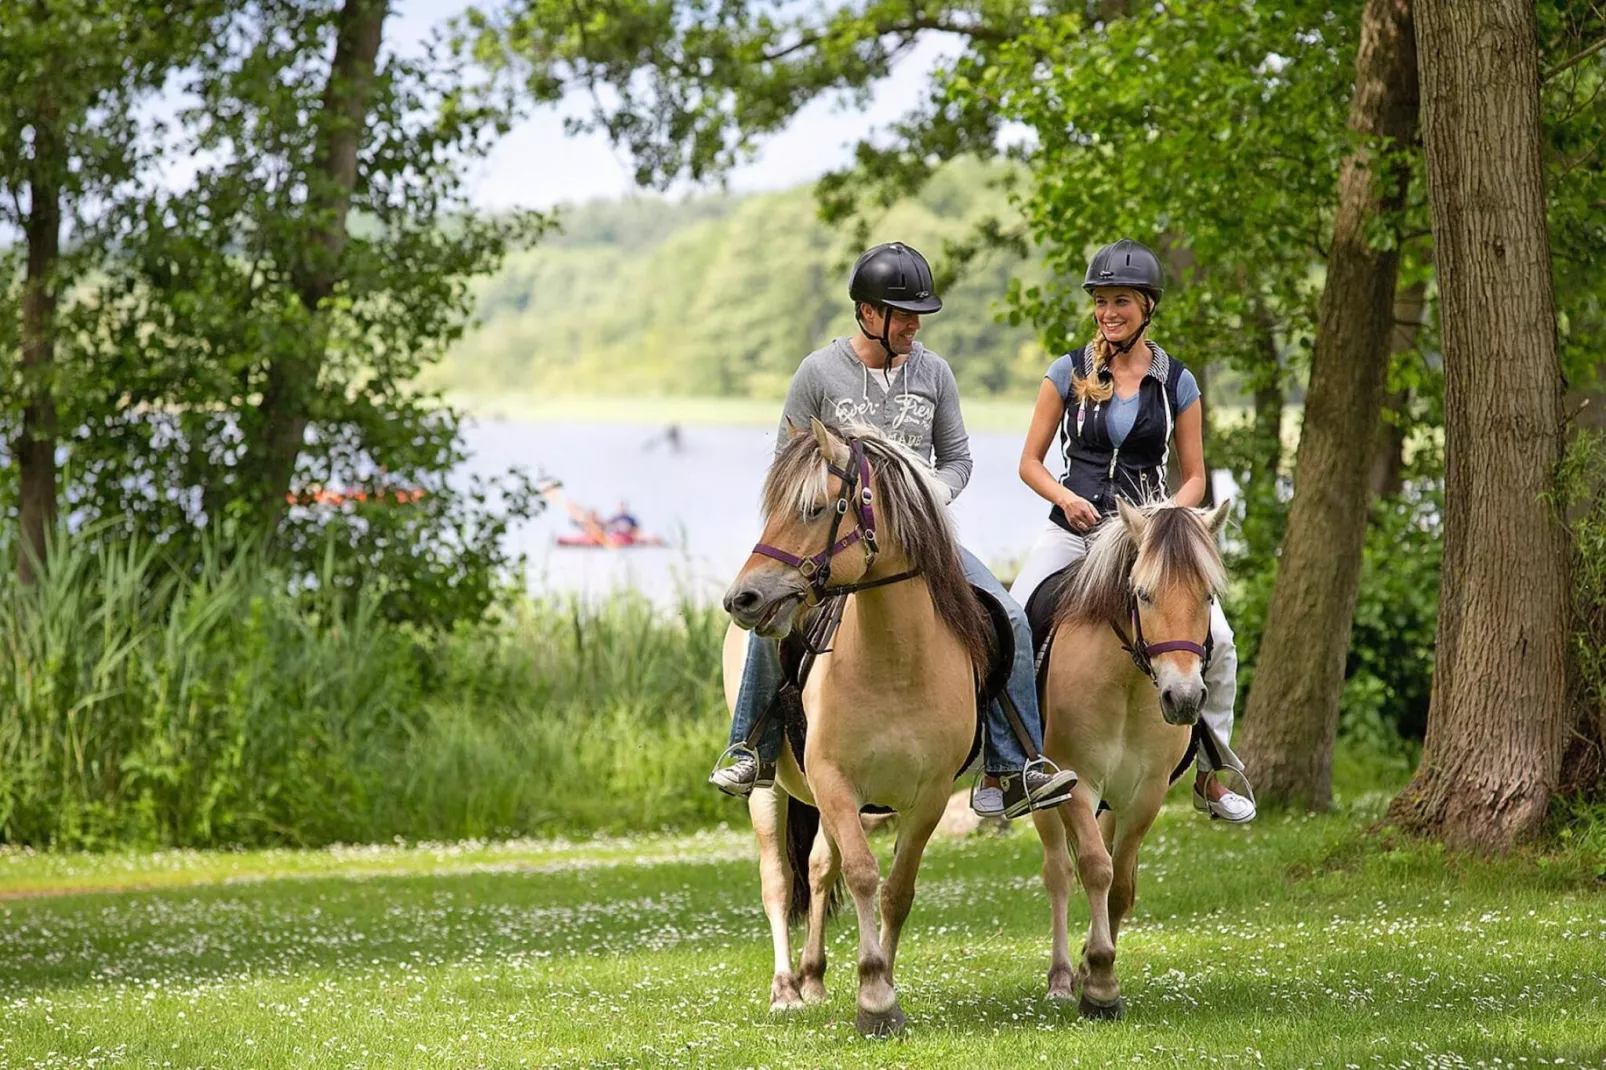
[[0, 532, 731, 848], [1229, 480, 1440, 750]]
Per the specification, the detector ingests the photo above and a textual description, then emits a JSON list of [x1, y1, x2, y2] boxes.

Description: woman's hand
[[1059, 492, 1100, 532]]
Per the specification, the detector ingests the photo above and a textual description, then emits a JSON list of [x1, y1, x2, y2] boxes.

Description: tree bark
[[1385, 0, 1569, 851], [1369, 279, 1429, 499], [1236, 0, 1419, 810], [15, 114, 63, 586], [256, 0, 387, 523]]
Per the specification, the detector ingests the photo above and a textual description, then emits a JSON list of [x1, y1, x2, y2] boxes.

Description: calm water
[[464, 419, 1061, 604]]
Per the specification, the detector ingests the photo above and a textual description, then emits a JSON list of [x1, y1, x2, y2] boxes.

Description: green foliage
[[1230, 481, 1441, 749], [1557, 428, 1606, 793], [0, 530, 730, 848], [432, 159, 1045, 400]]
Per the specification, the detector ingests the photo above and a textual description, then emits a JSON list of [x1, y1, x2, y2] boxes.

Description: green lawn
[[1, 794, 1603, 1069]]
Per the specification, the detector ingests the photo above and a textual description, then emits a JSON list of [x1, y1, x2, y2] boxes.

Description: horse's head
[[1059, 497, 1231, 726], [1118, 497, 1231, 724], [723, 419, 888, 638]]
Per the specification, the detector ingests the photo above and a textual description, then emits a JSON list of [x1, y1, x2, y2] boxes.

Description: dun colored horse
[[721, 418, 993, 1036], [1033, 497, 1231, 1018]]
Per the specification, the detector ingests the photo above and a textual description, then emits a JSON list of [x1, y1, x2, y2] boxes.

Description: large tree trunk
[[1235, 0, 1419, 810], [15, 120, 63, 586], [256, 0, 387, 523], [1385, 0, 1569, 851], [1369, 279, 1429, 498]]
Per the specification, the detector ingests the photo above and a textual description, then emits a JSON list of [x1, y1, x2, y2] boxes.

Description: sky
[[390, 0, 958, 210]]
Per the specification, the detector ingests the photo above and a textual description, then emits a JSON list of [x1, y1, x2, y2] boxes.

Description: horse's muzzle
[[1159, 683, 1205, 726], [723, 580, 802, 638]]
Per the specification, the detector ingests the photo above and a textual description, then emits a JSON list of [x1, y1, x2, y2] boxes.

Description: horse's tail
[[784, 795, 841, 926]]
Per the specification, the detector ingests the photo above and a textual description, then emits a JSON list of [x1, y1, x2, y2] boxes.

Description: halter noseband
[[1110, 593, 1213, 687], [751, 437, 918, 604]]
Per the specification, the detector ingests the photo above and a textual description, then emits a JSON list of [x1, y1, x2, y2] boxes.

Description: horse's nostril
[[1160, 688, 1176, 712], [731, 588, 761, 614]]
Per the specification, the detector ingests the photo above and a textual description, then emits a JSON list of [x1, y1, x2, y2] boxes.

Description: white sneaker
[[972, 785, 1005, 817], [1193, 784, 1256, 823]]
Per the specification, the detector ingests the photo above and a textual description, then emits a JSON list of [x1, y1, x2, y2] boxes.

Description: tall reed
[[0, 531, 733, 848]]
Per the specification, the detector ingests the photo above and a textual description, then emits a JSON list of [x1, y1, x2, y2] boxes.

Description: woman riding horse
[[711, 241, 1076, 819], [1010, 238, 1256, 820]]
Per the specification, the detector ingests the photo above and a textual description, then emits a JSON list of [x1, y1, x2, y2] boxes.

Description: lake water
[[465, 419, 1064, 604]]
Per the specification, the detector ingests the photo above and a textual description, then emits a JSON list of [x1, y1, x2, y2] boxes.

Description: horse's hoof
[[1078, 993, 1125, 1021], [770, 974, 805, 1011], [1047, 965, 1077, 1002], [856, 1003, 907, 1037], [799, 976, 827, 1004]]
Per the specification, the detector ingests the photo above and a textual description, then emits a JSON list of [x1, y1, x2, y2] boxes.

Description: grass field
[[2, 787, 1603, 1069]]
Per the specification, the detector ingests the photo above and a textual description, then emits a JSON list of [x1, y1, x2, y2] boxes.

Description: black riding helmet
[[1083, 238, 1163, 356], [849, 242, 943, 314], [849, 242, 941, 364]]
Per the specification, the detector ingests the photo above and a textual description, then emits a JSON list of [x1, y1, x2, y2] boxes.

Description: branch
[[761, 16, 1014, 62], [1544, 34, 1606, 82]]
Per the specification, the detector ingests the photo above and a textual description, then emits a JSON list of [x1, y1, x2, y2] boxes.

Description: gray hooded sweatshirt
[[775, 339, 973, 502]]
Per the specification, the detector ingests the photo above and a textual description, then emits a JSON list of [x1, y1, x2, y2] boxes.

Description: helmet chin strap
[[857, 304, 900, 388], [1102, 296, 1154, 357]]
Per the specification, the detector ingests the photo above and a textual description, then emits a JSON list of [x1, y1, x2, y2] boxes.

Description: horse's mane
[[1055, 503, 1226, 628], [764, 425, 994, 674]]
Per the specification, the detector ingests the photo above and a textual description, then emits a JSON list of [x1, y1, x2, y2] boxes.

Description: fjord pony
[[1033, 498, 1230, 1018], [721, 419, 992, 1036]]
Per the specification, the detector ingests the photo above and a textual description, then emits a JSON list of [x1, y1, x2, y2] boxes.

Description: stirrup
[[712, 742, 776, 791], [1024, 755, 1073, 783], [1194, 765, 1255, 815]]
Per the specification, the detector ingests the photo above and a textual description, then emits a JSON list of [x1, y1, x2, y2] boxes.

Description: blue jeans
[[724, 546, 1044, 776]]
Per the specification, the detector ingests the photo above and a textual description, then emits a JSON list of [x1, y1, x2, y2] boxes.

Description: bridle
[[1110, 590, 1213, 688], [752, 436, 920, 605]]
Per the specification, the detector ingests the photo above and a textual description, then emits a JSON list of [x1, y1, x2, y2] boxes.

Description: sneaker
[[1193, 782, 1256, 823], [971, 784, 1006, 817], [999, 760, 1078, 819], [708, 748, 775, 798]]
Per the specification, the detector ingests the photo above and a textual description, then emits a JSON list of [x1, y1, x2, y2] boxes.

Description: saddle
[[762, 583, 1019, 806], [1021, 563, 1224, 801]]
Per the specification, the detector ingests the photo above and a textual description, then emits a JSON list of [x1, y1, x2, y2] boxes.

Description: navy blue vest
[[1051, 341, 1188, 533]]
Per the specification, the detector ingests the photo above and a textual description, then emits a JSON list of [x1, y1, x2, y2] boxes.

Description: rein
[[1110, 594, 1212, 688], [752, 437, 922, 604]]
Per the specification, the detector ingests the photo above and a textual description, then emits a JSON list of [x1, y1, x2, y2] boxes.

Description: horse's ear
[[1117, 497, 1149, 542], [783, 417, 804, 439], [1201, 498, 1232, 536], [809, 416, 849, 466]]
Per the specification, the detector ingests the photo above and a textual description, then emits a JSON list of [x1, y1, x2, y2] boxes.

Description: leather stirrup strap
[[993, 680, 1040, 757], [740, 595, 847, 750]]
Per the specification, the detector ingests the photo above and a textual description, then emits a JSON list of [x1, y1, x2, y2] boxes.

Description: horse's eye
[[802, 504, 826, 522], [1135, 589, 1153, 606]]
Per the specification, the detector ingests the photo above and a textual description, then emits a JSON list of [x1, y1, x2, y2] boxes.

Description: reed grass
[[0, 532, 729, 849]]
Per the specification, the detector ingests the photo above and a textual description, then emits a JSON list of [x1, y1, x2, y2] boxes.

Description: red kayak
[[556, 533, 667, 549]]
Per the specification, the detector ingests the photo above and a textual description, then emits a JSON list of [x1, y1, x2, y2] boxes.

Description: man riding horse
[[710, 241, 1077, 819]]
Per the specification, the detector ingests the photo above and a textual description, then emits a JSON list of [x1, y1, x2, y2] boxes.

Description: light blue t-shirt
[[1045, 352, 1199, 448]]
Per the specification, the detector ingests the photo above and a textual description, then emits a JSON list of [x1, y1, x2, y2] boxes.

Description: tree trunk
[[1369, 279, 1429, 499], [256, 0, 387, 523], [1385, 0, 1569, 851], [1236, 0, 1419, 810], [15, 120, 63, 587]]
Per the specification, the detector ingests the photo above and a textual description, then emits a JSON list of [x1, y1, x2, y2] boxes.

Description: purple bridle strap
[[751, 438, 881, 597], [1142, 639, 1210, 659]]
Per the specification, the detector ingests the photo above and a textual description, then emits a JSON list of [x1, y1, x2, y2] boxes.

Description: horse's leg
[[812, 764, 903, 1037], [797, 819, 840, 1004], [1107, 786, 1165, 946], [1032, 801, 1078, 1001], [749, 786, 803, 1011], [1064, 791, 1122, 1019], [877, 790, 945, 977]]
